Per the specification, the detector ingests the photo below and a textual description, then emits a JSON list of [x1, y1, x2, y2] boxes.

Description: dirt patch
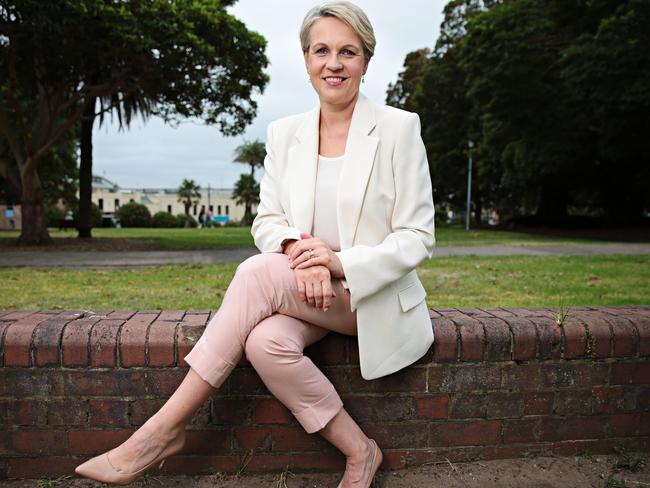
[[1, 454, 647, 488], [0, 237, 157, 252]]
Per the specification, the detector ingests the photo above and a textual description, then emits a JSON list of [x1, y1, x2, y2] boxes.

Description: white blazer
[[251, 92, 436, 380]]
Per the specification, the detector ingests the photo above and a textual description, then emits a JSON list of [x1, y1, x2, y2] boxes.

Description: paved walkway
[[1, 243, 649, 268]]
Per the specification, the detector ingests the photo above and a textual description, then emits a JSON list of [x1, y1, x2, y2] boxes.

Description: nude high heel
[[74, 430, 185, 485], [337, 438, 383, 488]]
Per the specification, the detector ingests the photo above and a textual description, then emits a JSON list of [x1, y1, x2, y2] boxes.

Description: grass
[[0, 223, 625, 250], [1, 255, 648, 310]]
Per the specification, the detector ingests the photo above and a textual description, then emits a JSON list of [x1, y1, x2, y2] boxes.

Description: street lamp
[[466, 140, 474, 231]]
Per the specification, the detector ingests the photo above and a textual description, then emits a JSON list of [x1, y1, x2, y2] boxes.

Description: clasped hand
[[286, 232, 345, 311]]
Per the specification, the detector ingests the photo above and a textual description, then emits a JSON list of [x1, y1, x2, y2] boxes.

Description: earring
[[362, 75, 365, 84]]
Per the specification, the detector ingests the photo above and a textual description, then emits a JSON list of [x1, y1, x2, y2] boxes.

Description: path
[[1, 243, 649, 268]]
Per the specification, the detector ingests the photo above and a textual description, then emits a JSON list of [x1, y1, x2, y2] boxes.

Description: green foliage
[[73, 202, 102, 229], [233, 139, 266, 178], [151, 211, 179, 228], [176, 179, 201, 216], [232, 174, 260, 226], [116, 202, 152, 228], [176, 213, 198, 228], [390, 0, 650, 224]]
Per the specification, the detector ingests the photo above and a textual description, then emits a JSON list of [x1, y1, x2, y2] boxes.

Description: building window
[[209, 205, 214, 213], [129, 198, 134, 203], [167, 205, 172, 213], [225, 205, 229, 215], [115, 198, 120, 209], [217, 205, 221, 215], [193, 204, 197, 215], [98, 199, 103, 210]]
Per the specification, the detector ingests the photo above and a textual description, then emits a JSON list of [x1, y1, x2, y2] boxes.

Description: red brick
[[120, 313, 157, 367], [46, 399, 88, 426], [328, 365, 427, 394], [89, 319, 123, 366], [592, 386, 632, 414], [176, 324, 205, 367], [33, 318, 69, 366], [523, 391, 554, 415], [5, 431, 68, 455], [503, 418, 540, 443], [88, 400, 129, 427], [605, 315, 638, 357], [345, 396, 416, 423], [184, 429, 231, 454], [211, 398, 254, 425], [487, 392, 523, 418], [181, 313, 209, 326], [3, 316, 50, 366], [146, 369, 186, 396], [506, 317, 537, 360], [107, 310, 137, 320], [129, 399, 165, 426], [0, 369, 64, 397], [233, 427, 273, 450], [449, 393, 486, 418], [3, 457, 80, 479], [68, 429, 133, 455], [635, 317, 650, 356], [306, 334, 347, 365], [432, 317, 457, 362], [457, 316, 484, 361], [574, 311, 612, 358], [500, 363, 542, 391], [63, 370, 146, 397], [61, 318, 99, 366], [540, 362, 608, 389], [429, 364, 500, 392], [552, 390, 593, 415], [430, 419, 501, 446], [0, 311, 39, 320], [148, 320, 177, 366], [3, 400, 47, 426], [415, 395, 448, 420], [228, 368, 270, 395], [609, 413, 650, 437], [610, 362, 650, 385], [365, 423, 429, 448], [158, 310, 185, 322], [538, 417, 605, 441], [563, 317, 587, 358], [271, 426, 330, 451], [535, 317, 562, 359], [255, 398, 293, 424], [483, 317, 512, 361]]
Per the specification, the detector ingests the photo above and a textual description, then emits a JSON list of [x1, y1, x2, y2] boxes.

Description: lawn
[[2, 255, 648, 310], [0, 224, 623, 250]]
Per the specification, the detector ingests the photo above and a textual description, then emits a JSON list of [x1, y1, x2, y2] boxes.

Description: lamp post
[[466, 140, 474, 231]]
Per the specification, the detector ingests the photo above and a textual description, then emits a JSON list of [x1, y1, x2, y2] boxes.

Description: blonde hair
[[300, 1, 376, 59]]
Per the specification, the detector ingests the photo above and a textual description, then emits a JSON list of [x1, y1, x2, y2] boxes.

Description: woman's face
[[304, 16, 369, 108]]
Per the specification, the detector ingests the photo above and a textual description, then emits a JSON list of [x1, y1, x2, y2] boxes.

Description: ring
[[308, 248, 316, 259]]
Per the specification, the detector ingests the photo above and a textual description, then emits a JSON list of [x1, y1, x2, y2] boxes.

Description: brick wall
[[0, 306, 648, 479]]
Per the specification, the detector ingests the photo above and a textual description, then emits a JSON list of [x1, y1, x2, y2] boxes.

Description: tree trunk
[[536, 175, 568, 224], [473, 184, 482, 227], [244, 203, 252, 225], [77, 97, 97, 239], [17, 162, 52, 245]]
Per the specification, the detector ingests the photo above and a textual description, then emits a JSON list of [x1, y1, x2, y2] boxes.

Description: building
[[91, 175, 254, 224]]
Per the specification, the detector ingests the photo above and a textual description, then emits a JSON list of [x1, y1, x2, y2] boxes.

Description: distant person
[[198, 208, 206, 228], [205, 209, 213, 228], [5, 206, 15, 230], [75, 2, 435, 487], [63, 210, 74, 231]]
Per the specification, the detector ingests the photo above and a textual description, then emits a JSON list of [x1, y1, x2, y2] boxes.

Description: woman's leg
[[245, 313, 380, 486]]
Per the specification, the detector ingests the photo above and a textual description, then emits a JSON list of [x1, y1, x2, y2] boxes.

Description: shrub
[[152, 211, 178, 228], [72, 202, 103, 228], [176, 213, 197, 228], [45, 206, 65, 227], [117, 202, 151, 227]]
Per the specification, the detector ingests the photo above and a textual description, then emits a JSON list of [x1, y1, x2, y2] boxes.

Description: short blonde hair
[[300, 1, 376, 59]]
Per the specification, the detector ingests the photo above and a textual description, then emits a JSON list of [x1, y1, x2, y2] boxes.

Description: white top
[[312, 154, 348, 289]]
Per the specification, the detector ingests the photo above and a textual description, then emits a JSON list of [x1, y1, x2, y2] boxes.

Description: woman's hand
[[288, 232, 345, 278], [293, 264, 337, 311]]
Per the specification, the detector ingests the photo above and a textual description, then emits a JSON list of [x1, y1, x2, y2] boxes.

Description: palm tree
[[177, 179, 202, 215], [233, 139, 266, 178], [232, 174, 260, 225]]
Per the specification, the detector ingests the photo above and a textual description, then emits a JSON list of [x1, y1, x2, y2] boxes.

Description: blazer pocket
[[398, 280, 427, 312]]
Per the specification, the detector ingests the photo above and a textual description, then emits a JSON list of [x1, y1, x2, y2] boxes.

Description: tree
[[233, 139, 266, 179], [232, 174, 260, 226], [0, 0, 269, 244], [177, 179, 201, 216]]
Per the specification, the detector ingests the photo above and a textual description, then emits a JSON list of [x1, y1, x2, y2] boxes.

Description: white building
[[92, 175, 254, 223]]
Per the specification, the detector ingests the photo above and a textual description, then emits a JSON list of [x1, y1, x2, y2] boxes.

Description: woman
[[75, 2, 435, 487]]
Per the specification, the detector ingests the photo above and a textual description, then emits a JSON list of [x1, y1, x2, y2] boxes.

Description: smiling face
[[304, 16, 369, 109]]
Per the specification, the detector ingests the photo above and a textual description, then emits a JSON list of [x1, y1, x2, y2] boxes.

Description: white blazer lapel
[[289, 105, 320, 233], [338, 93, 378, 249]]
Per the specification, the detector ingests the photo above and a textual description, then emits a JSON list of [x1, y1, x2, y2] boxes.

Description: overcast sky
[[92, 1, 445, 189]]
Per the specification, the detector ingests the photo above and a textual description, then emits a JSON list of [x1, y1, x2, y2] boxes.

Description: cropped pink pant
[[184, 252, 357, 433]]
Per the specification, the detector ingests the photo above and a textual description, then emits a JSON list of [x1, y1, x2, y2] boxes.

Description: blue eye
[[315, 47, 327, 55]]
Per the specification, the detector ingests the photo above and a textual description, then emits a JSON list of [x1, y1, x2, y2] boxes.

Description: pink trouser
[[184, 252, 357, 433]]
